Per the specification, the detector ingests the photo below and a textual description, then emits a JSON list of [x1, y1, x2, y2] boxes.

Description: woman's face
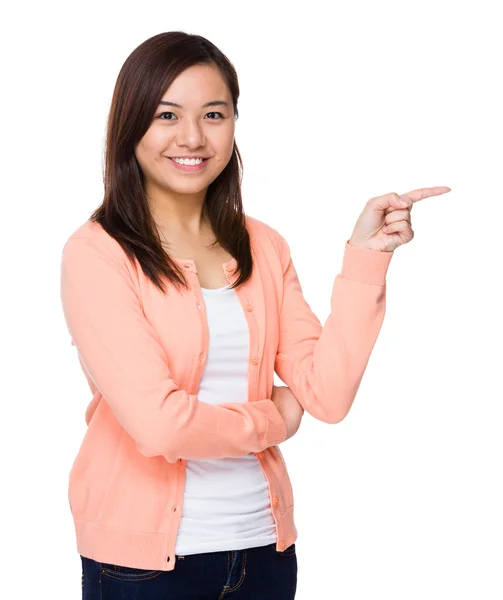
[[135, 63, 236, 199]]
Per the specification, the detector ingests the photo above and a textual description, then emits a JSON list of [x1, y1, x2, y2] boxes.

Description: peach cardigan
[[60, 214, 394, 571]]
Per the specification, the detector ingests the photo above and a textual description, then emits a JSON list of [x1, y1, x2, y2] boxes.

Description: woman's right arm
[[60, 235, 287, 462]]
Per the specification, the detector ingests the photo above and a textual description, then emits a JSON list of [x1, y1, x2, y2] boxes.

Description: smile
[[167, 157, 209, 172]]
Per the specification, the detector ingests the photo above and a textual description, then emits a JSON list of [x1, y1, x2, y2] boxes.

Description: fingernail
[[398, 197, 408, 206]]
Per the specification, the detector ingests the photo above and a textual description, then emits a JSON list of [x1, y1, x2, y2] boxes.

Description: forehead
[[161, 64, 230, 105]]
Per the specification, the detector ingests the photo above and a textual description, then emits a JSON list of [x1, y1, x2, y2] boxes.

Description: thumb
[[396, 195, 411, 208]]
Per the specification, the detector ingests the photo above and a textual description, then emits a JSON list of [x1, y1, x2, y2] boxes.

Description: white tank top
[[174, 283, 277, 556]]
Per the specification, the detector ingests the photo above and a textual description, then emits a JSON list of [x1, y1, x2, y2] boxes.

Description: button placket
[[184, 263, 208, 378], [239, 292, 259, 398], [222, 262, 259, 398]]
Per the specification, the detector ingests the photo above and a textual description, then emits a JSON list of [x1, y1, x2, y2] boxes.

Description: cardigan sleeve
[[60, 235, 287, 462], [273, 232, 394, 424]]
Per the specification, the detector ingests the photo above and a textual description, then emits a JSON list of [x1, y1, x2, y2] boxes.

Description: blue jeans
[[81, 542, 297, 599]]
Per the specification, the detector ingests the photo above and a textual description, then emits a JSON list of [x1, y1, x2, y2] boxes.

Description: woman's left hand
[[349, 186, 452, 252], [271, 385, 304, 441]]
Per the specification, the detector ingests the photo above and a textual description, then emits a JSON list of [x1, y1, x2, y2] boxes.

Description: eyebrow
[[158, 100, 230, 109]]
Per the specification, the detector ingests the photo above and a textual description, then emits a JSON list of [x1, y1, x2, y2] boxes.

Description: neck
[[147, 184, 210, 237]]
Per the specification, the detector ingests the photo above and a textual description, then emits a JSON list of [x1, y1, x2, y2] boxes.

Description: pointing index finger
[[400, 186, 451, 204]]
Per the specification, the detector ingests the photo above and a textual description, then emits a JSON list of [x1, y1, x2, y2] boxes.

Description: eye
[[157, 112, 225, 120]]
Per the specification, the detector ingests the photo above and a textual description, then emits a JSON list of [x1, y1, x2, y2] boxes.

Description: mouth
[[166, 157, 210, 172]]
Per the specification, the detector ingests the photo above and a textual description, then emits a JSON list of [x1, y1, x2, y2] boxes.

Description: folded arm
[[60, 235, 287, 462]]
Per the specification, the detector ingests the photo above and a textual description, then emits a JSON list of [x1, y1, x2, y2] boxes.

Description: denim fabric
[[81, 542, 297, 599]]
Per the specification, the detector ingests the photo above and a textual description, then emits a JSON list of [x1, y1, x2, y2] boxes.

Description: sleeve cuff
[[257, 400, 288, 446], [340, 239, 394, 285]]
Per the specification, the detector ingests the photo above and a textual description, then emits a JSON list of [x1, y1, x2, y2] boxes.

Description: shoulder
[[245, 214, 287, 252], [61, 218, 130, 268], [245, 214, 290, 265]]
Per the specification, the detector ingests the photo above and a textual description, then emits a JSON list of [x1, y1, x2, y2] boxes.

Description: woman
[[60, 31, 450, 599]]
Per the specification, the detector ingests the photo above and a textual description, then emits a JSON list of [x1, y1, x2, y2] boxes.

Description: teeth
[[172, 157, 204, 165]]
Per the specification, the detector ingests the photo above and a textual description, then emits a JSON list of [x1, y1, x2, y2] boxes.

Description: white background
[[2, 1, 502, 598]]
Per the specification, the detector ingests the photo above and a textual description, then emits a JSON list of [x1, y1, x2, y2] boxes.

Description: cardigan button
[[257, 452, 265, 459], [245, 305, 252, 311], [251, 357, 258, 365], [273, 497, 280, 506], [226, 264, 233, 271], [279, 541, 286, 550]]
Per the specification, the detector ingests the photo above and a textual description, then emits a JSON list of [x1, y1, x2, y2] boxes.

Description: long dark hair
[[89, 31, 252, 294]]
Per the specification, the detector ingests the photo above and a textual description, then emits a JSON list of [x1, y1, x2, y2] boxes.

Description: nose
[[175, 118, 206, 149]]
